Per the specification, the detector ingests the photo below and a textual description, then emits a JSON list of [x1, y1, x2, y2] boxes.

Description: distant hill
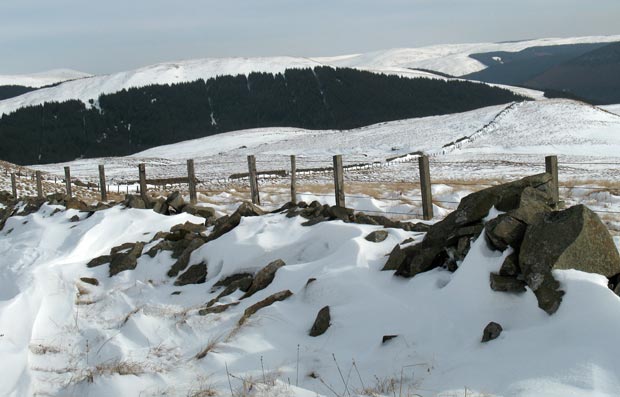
[[462, 43, 608, 85], [525, 41, 620, 104], [0, 66, 527, 165], [463, 41, 620, 105], [0, 85, 38, 100], [0, 69, 91, 88]]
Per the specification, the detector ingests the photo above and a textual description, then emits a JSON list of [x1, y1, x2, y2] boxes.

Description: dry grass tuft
[[195, 336, 222, 360], [29, 343, 62, 355]]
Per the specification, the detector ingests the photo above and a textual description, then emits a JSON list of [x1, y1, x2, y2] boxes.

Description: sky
[[1, 0, 619, 75]]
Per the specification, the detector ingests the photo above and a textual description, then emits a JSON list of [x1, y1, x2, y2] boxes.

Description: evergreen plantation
[[0, 67, 527, 165]]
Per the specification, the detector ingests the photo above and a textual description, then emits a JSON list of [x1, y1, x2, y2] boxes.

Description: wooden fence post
[[290, 155, 297, 204], [98, 164, 107, 201], [187, 159, 197, 204], [419, 155, 434, 220], [138, 163, 149, 204], [545, 155, 559, 207], [10, 173, 17, 198], [35, 171, 43, 198], [333, 155, 345, 208], [247, 155, 260, 205], [64, 166, 72, 198]]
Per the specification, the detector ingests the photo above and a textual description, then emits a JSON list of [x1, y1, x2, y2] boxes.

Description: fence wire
[[13, 155, 620, 220]]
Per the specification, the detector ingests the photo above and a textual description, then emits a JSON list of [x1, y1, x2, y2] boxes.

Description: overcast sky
[[1, 0, 619, 75]]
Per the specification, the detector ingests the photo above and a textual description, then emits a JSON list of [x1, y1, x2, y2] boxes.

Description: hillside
[[461, 42, 609, 85], [1, 35, 617, 118], [0, 67, 527, 165], [0, 69, 91, 88], [525, 41, 620, 104]]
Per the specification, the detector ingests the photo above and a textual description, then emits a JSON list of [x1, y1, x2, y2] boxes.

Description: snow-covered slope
[[4, 35, 618, 117], [602, 103, 620, 116], [317, 35, 620, 76], [26, 99, 620, 186], [0, 69, 91, 88], [1, 201, 620, 396], [0, 58, 436, 117]]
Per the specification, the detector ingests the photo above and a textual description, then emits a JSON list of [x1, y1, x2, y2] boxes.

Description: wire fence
[[8, 154, 620, 221]]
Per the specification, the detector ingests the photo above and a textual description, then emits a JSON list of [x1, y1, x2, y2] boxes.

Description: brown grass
[[195, 336, 222, 360], [29, 343, 62, 355]]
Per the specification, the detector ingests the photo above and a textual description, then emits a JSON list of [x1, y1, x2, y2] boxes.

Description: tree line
[[0, 66, 527, 165]]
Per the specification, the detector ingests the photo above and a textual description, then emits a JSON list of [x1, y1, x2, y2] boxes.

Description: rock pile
[[275, 200, 430, 232], [124, 190, 216, 220], [384, 172, 620, 314]]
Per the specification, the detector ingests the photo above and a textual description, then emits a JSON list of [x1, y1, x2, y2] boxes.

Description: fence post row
[[64, 166, 72, 199], [545, 155, 559, 208], [419, 155, 434, 221], [290, 155, 297, 204], [333, 155, 345, 208], [10, 173, 17, 198], [187, 159, 197, 205], [98, 164, 107, 202], [247, 155, 260, 205], [138, 163, 149, 204], [35, 171, 43, 199]]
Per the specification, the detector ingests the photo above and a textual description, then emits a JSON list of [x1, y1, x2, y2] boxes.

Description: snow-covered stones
[[205, 202, 264, 242], [387, 172, 620, 315], [86, 241, 146, 276]]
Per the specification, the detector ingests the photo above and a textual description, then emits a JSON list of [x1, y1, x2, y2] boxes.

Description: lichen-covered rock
[[395, 173, 553, 278], [198, 302, 239, 316], [182, 204, 216, 219], [241, 259, 286, 299], [205, 202, 263, 242], [520, 205, 620, 278], [167, 238, 206, 277], [109, 242, 145, 276], [519, 205, 620, 314], [207, 275, 254, 307], [499, 252, 520, 277], [152, 198, 169, 215], [365, 230, 389, 243], [485, 214, 526, 251], [309, 306, 331, 337], [239, 290, 293, 325], [174, 262, 208, 286], [80, 277, 99, 286], [86, 255, 111, 268], [490, 273, 526, 293], [481, 322, 503, 343], [166, 191, 186, 212], [124, 194, 146, 209]]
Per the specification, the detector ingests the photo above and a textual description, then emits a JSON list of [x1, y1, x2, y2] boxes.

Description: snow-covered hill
[[315, 35, 620, 77], [0, 58, 437, 117], [0, 69, 91, 88], [24, 99, 620, 186], [3, 35, 619, 117]]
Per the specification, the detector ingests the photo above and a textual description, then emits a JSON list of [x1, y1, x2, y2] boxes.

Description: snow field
[[1, 200, 620, 396]]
